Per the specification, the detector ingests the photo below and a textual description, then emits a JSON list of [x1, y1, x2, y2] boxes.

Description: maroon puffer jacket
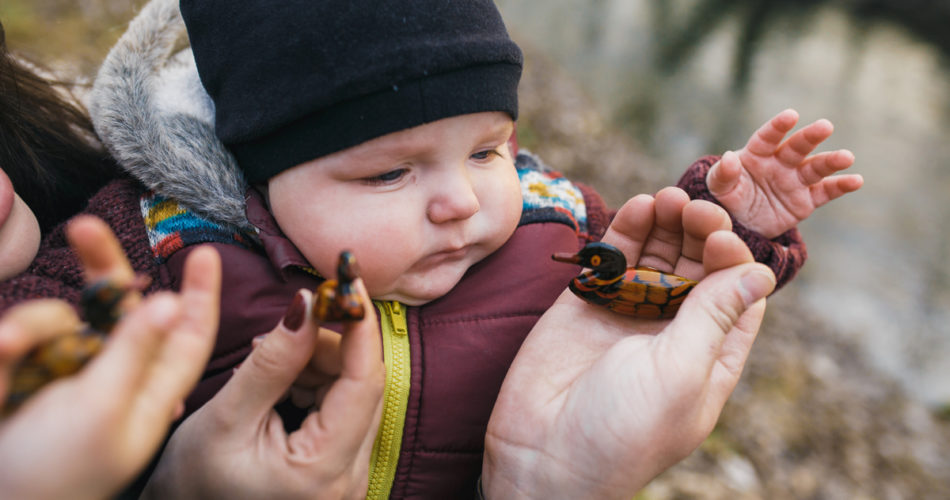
[[0, 156, 804, 498]]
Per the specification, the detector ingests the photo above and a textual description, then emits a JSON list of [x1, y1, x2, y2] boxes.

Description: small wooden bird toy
[[3, 277, 146, 415], [552, 241, 697, 319], [313, 250, 366, 322]]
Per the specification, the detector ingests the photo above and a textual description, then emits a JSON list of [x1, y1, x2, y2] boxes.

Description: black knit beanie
[[179, 1, 523, 184]]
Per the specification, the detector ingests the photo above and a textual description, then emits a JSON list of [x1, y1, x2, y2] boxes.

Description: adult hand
[[0, 215, 221, 500], [142, 281, 385, 499], [707, 108, 863, 238], [483, 187, 776, 499]]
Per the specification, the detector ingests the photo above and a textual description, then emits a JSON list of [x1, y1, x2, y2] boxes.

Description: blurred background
[[3, 0, 949, 498]]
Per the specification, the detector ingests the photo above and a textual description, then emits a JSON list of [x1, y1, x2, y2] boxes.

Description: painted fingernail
[[738, 268, 776, 306], [282, 292, 307, 332]]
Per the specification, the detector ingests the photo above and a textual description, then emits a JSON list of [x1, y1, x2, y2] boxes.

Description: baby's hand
[[483, 188, 775, 498], [708, 109, 863, 238]]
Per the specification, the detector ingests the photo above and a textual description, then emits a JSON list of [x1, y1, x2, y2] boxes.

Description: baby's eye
[[470, 149, 501, 161], [362, 168, 408, 186]]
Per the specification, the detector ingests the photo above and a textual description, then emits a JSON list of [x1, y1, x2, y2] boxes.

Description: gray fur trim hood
[[89, 0, 251, 230]]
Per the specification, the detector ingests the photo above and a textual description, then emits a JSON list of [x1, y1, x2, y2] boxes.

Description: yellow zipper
[[366, 301, 411, 500]]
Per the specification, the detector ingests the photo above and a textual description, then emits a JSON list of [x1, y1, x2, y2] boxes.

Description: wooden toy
[[3, 278, 141, 414], [313, 250, 365, 322], [552, 242, 697, 319]]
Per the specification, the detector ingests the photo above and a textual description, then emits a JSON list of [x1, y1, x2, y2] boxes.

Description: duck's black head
[[552, 241, 628, 279], [336, 250, 361, 283]]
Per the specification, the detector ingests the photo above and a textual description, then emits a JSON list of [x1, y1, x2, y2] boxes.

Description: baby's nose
[[426, 170, 480, 223]]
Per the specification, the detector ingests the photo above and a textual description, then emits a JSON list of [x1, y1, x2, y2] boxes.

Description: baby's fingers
[[743, 108, 799, 156], [810, 174, 864, 208], [776, 118, 834, 167], [798, 150, 855, 185]]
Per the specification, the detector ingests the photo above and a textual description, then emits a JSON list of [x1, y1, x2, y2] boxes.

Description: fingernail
[[282, 291, 306, 332], [738, 268, 776, 306]]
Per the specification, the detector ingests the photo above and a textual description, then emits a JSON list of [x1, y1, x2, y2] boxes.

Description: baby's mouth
[[417, 245, 470, 269]]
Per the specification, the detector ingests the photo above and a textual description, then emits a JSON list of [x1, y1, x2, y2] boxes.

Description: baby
[[3, 0, 861, 497]]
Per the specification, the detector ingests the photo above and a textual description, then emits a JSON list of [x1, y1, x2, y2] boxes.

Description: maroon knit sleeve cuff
[[676, 155, 807, 291], [575, 181, 611, 243]]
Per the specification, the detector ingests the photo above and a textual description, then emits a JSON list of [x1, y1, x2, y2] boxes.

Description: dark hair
[[0, 21, 119, 233]]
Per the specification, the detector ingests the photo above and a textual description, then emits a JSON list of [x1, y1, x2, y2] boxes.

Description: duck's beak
[[551, 252, 581, 264]]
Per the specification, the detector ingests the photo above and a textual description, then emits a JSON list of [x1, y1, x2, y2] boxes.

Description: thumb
[[664, 262, 775, 371], [210, 289, 321, 421], [706, 151, 742, 199]]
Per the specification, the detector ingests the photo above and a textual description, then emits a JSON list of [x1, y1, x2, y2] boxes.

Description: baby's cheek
[[488, 175, 523, 241], [346, 222, 415, 291]]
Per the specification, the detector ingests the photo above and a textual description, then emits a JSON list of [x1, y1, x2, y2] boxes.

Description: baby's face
[[267, 111, 522, 305]]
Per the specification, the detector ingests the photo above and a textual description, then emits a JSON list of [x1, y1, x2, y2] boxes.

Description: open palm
[[708, 109, 863, 239], [483, 188, 777, 499]]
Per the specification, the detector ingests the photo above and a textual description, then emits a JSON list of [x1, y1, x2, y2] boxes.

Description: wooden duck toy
[[552, 241, 697, 319], [313, 250, 366, 322], [3, 277, 144, 415]]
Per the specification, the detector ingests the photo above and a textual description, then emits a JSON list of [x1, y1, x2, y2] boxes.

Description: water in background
[[497, 0, 950, 407]]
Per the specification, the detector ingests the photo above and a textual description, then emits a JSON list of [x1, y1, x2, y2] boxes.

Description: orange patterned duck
[[313, 250, 366, 322], [552, 242, 697, 319], [3, 278, 140, 415]]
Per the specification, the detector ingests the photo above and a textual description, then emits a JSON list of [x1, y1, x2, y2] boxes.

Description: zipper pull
[[384, 301, 408, 336]]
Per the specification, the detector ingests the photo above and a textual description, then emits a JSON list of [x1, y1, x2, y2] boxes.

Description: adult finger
[[128, 246, 221, 422], [82, 292, 182, 404], [662, 261, 775, 380], [0, 300, 81, 401], [0, 300, 82, 351], [293, 278, 384, 457], [702, 230, 755, 276], [637, 187, 689, 272], [677, 200, 732, 279], [599, 194, 656, 267], [66, 216, 141, 308], [213, 289, 321, 422]]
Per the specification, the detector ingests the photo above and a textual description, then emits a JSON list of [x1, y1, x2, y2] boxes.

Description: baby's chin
[[369, 268, 470, 306]]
